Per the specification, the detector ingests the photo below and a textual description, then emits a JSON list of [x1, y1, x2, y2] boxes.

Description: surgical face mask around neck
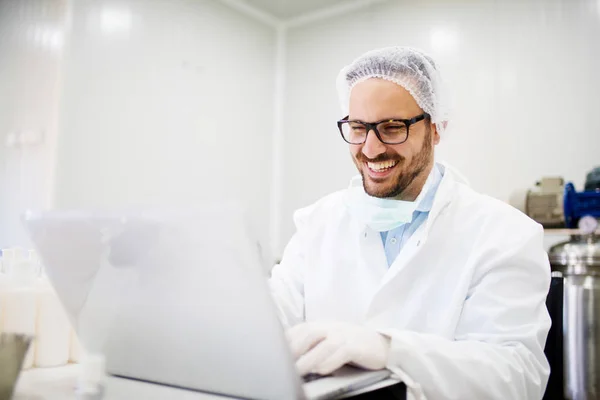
[[344, 174, 432, 232]]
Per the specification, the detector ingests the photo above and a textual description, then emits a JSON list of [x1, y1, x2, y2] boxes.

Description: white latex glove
[[287, 321, 391, 376]]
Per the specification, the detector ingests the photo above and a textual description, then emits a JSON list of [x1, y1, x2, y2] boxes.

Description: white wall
[[53, 0, 276, 260], [4, 0, 598, 261], [0, 0, 67, 247], [279, 0, 600, 255]]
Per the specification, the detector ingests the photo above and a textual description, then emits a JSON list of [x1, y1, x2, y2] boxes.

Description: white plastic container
[[3, 258, 39, 369], [35, 273, 71, 367]]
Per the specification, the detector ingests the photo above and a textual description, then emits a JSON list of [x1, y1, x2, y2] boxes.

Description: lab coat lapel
[[357, 225, 389, 282], [370, 168, 458, 297]]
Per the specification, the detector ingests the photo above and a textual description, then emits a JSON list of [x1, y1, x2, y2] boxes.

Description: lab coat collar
[[415, 163, 443, 214], [422, 162, 464, 237], [369, 162, 466, 298]]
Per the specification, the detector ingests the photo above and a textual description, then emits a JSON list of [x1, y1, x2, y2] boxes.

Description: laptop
[[23, 207, 393, 400]]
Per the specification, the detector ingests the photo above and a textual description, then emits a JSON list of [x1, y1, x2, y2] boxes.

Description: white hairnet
[[336, 46, 449, 134]]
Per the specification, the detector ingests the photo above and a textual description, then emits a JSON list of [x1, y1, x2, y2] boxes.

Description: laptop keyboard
[[302, 373, 332, 383]]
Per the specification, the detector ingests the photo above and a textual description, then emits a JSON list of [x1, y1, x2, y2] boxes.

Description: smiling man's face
[[348, 78, 440, 200]]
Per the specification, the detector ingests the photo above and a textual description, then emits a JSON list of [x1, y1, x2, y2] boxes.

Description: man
[[269, 47, 551, 399]]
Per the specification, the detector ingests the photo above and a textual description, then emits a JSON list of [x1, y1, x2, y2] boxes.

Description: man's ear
[[433, 121, 447, 145]]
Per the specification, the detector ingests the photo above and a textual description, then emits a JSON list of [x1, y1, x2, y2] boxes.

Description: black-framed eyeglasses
[[337, 112, 430, 145]]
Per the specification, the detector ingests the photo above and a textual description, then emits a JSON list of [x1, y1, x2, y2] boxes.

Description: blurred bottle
[[34, 250, 71, 367], [2, 253, 39, 369]]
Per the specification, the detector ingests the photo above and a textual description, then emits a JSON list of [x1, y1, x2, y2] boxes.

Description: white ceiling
[[242, 0, 353, 20]]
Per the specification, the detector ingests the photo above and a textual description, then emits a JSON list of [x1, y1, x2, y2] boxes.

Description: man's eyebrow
[[348, 116, 408, 123]]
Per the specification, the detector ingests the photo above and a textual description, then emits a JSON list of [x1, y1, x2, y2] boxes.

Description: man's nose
[[361, 129, 387, 159]]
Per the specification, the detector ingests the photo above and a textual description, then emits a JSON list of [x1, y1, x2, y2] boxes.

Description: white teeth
[[367, 160, 397, 171]]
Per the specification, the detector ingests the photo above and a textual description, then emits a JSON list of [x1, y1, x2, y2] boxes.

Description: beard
[[355, 126, 433, 198]]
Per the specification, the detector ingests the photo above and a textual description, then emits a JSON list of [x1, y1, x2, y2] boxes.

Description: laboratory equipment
[[548, 216, 600, 400], [563, 182, 600, 229], [584, 167, 600, 192], [524, 177, 565, 228]]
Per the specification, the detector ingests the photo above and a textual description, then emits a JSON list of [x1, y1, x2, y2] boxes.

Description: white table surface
[[14, 365, 400, 400], [13, 365, 228, 400], [13, 365, 80, 400]]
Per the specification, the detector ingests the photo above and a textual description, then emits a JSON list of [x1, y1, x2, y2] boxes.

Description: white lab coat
[[270, 163, 551, 400]]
